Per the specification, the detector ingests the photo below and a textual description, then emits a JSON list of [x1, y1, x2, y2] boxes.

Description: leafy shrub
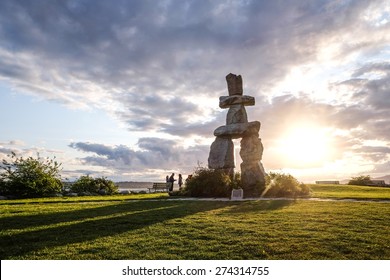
[[263, 172, 311, 198], [348, 175, 372, 186], [0, 152, 63, 198], [71, 175, 118, 195], [0, 180, 6, 195], [183, 167, 236, 197], [230, 172, 242, 190], [168, 190, 183, 197]]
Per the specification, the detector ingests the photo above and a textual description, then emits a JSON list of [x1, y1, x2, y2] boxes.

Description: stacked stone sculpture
[[208, 73, 266, 197]]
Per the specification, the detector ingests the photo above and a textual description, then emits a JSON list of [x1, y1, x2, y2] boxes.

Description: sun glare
[[276, 125, 330, 167]]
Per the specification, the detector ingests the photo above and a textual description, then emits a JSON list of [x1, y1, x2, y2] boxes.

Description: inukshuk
[[208, 73, 266, 197]]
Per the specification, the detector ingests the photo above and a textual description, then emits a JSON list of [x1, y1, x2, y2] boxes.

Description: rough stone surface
[[240, 134, 265, 197], [226, 105, 248, 124], [226, 73, 243, 96], [214, 121, 260, 139], [219, 95, 255, 108], [208, 137, 235, 169], [240, 162, 266, 197], [240, 136, 263, 162]]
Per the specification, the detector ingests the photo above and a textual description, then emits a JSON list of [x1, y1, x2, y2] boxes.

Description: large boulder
[[214, 121, 260, 139], [226, 105, 248, 124], [240, 134, 265, 197], [240, 136, 264, 162], [219, 95, 255, 108], [240, 162, 266, 197], [208, 137, 235, 169]]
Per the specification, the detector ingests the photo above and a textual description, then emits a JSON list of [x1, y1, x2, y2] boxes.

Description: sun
[[276, 125, 330, 167]]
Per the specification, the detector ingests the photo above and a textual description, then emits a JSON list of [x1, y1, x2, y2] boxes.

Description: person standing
[[178, 174, 183, 190], [165, 175, 170, 190], [168, 173, 175, 191]]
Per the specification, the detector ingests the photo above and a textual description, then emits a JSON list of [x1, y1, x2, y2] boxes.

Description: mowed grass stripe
[[0, 203, 176, 235], [309, 184, 390, 200]]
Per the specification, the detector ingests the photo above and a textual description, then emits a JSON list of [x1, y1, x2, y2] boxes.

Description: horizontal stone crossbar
[[214, 121, 260, 139], [219, 95, 255, 108]]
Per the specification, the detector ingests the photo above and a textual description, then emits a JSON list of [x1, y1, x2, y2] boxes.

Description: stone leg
[[208, 137, 235, 170], [240, 135, 265, 197], [240, 135, 263, 162], [240, 162, 266, 197]]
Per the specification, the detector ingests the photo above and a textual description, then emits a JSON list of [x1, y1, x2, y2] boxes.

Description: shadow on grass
[[0, 194, 168, 205], [0, 201, 229, 259], [0, 200, 294, 259], [0, 200, 169, 231]]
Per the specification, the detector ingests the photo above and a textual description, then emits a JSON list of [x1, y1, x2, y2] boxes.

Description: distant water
[[116, 182, 152, 192], [116, 181, 180, 193]]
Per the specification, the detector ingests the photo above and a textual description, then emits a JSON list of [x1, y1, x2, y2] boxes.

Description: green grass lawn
[[309, 184, 390, 200], [1, 185, 390, 260]]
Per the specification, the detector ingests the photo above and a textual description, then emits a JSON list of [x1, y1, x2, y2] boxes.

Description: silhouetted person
[[165, 175, 170, 191], [169, 173, 175, 191], [178, 174, 183, 190]]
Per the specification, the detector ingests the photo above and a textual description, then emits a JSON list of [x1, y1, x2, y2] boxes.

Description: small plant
[[71, 175, 118, 195], [0, 152, 63, 198], [263, 172, 311, 198]]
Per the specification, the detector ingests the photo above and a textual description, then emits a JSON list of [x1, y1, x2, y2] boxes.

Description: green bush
[[0, 152, 63, 198], [263, 172, 311, 198], [348, 175, 372, 186], [0, 179, 8, 195], [71, 175, 118, 195], [230, 172, 242, 190], [181, 168, 310, 198], [183, 167, 235, 197]]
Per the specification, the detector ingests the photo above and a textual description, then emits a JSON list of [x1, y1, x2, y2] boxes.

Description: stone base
[[240, 162, 266, 197], [231, 188, 243, 200]]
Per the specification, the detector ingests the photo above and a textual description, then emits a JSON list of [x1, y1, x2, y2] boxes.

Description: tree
[[348, 175, 372, 186], [0, 152, 63, 197]]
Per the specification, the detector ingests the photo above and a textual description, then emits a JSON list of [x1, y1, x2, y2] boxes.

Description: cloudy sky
[[1, 0, 390, 182]]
